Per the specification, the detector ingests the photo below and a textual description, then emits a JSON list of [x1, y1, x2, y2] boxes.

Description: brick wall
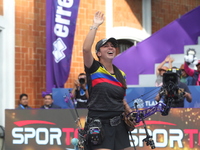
[[0, 0, 3, 15], [113, 0, 142, 30], [15, 0, 46, 108], [64, 0, 106, 88], [152, 0, 200, 33]]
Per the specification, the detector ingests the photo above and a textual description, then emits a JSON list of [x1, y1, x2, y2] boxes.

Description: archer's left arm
[[123, 99, 137, 129]]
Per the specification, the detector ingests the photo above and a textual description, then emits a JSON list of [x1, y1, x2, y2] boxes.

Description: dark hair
[[172, 66, 177, 69], [19, 93, 28, 100], [78, 73, 86, 77], [113, 65, 127, 89], [44, 94, 52, 99]]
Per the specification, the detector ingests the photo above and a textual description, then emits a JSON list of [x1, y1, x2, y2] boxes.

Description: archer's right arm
[[83, 11, 104, 68]]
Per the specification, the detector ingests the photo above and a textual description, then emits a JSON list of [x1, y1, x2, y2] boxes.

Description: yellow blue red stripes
[[90, 67, 125, 87]]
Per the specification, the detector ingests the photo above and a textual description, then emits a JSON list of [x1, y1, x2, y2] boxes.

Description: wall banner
[[46, 0, 80, 92]]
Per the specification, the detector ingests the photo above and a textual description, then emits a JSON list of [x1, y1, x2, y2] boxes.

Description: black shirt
[[85, 59, 126, 111]]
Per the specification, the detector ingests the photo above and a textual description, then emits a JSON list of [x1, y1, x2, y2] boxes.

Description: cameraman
[[155, 67, 192, 108], [71, 73, 89, 108]]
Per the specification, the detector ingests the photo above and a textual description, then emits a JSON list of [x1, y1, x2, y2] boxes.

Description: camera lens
[[79, 78, 85, 84]]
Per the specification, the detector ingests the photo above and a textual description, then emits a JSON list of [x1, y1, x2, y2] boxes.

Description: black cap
[[95, 38, 118, 53]]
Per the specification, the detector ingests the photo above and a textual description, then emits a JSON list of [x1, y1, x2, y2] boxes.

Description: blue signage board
[[52, 86, 200, 109]]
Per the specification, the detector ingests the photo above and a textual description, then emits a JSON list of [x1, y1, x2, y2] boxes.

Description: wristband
[[90, 26, 98, 30]]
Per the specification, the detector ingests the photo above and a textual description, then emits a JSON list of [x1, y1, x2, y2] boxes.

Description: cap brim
[[95, 37, 117, 53], [102, 38, 117, 47]]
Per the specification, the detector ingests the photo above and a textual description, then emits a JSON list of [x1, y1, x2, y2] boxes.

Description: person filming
[[155, 68, 192, 108], [71, 73, 89, 108]]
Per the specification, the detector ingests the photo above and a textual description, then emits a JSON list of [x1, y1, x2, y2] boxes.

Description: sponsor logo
[[12, 120, 78, 145], [131, 121, 200, 148], [11, 120, 200, 148], [53, 38, 67, 63], [133, 98, 144, 108], [53, 0, 74, 63]]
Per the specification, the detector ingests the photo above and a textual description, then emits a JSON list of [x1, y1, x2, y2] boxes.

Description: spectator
[[155, 55, 174, 87], [71, 73, 89, 108], [179, 64, 194, 85], [41, 94, 61, 109], [16, 93, 32, 109], [184, 60, 200, 85]]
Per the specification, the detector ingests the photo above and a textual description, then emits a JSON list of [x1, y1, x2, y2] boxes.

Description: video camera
[[163, 71, 179, 96], [160, 68, 181, 116], [79, 78, 85, 84]]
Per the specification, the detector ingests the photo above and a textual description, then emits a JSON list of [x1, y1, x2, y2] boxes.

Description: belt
[[87, 115, 122, 127], [76, 99, 87, 103]]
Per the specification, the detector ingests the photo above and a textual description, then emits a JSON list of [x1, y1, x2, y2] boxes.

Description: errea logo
[[52, 38, 67, 63]]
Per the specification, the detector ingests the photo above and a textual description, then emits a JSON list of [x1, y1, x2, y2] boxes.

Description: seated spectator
[[179, 64, 194, 85], [16, 93, 32, 109], [184, 60, 200, 85], [71, 73, 89, 108], [155, 55, 174, 87], [41, 94, 61, 109]]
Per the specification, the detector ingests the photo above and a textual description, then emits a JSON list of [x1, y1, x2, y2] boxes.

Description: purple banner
[[113, 6, 200, 85], [46, 0, 80, 92]]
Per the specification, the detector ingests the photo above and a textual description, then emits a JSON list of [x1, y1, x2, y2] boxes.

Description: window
[[116, 39, 138, 54]]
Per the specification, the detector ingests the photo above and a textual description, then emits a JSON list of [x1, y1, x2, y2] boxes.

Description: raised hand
[[164, 55, 171, 62], [169, 57, 174, 62], [93, 11, 104, 27]]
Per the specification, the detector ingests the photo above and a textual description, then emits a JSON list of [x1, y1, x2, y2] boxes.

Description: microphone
[[71, 138, 79, 150]]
